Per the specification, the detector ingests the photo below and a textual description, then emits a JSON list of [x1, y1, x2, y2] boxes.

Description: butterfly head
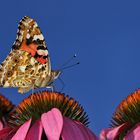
[[51, 70, 61, 80]]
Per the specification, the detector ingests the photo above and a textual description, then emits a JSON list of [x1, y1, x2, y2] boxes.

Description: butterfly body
[[0, 16, 60, 93]]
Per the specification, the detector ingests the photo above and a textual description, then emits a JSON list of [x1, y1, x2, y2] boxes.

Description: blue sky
[[0, 0, 140, 135]]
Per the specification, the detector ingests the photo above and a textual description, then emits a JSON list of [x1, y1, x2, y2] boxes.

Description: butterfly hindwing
[[0, 16, 59, 93]]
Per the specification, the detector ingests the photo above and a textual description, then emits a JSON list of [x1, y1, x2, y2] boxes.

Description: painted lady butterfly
[[0, 16, 61, 93]]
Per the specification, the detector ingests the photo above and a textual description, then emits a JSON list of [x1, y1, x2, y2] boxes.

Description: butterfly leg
[[46, 84, 55, 92]]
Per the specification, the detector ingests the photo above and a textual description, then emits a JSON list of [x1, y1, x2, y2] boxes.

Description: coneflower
[[0, 91, 97, 140], [100, 89, 140, 140]]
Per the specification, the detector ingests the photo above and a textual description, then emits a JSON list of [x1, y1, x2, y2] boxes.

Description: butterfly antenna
[[61, 62, 80, 71], [59, 54, 77, 69]]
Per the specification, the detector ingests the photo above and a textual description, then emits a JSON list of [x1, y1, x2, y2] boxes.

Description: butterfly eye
[[7, 71, 13, 77]]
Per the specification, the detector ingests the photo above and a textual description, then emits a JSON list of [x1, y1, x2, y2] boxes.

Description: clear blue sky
[[0, 0, 140, 135]]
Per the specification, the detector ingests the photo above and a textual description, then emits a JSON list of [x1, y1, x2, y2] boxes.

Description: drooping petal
[[87, 127, 98, 140], [124, 123, 140, 140], [75, 121, 98, 140], [26, 119, 43, 140], [99, 123, 127, 140], [11, 119, 31, 140], [41, 108, 63, 140], [61, 117, 97, 140]]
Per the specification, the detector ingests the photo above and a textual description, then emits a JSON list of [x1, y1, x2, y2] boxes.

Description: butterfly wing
[[0, 16, 52, 93], [13, 16, 50, 66]]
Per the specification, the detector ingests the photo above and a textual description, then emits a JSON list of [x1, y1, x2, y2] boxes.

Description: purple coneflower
[[100, 89, 140, 140], [0, 91, 97, 140]]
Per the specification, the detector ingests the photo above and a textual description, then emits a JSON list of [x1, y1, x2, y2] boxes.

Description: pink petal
[[41, 108, 63, 140], [99, 123, 127, 140], [0, 120, 3, 130], [61, 117, 98, 140], [124, 123, 140, 140], [11, 119, 32, 140], [75, 121, 98, 140], [86, 127, 98, 140], [26, 119, 43, 140]]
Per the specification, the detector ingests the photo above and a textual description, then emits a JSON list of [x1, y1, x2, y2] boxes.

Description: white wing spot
[[34, 23, 38, 28], [33, 34, 44, 41], [37, 50, 48, 56], [26, 34, 30, 39], [19, 66, 26, 72]]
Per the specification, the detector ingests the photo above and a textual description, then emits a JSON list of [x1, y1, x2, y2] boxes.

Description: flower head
[[100, 89, 140, 139], [0, 91, 97, 140]]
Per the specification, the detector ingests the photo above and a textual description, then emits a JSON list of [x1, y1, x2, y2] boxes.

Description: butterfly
[[0, 16, 61, 93]]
